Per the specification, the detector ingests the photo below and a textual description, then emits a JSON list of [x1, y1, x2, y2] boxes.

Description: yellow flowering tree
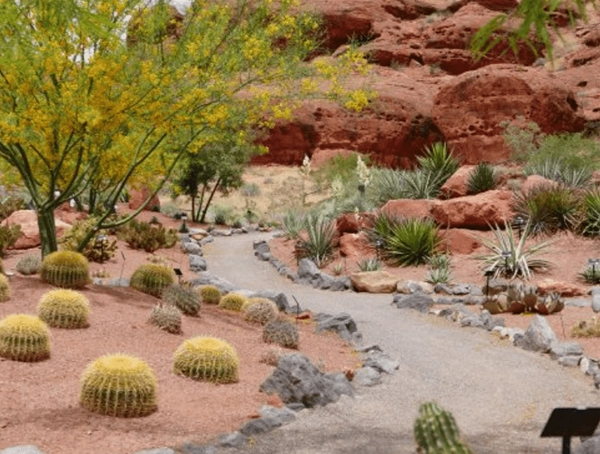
[[0, 0, 370, 256]]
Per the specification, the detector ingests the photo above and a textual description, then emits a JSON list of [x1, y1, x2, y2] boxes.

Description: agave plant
[[581, 188, 600, 236], [467, 163, 497, 195], [476, 221, 552, 280], [377, 217, 441, 266], [417, 142, 459, 185], [294, 214, 337, 268]]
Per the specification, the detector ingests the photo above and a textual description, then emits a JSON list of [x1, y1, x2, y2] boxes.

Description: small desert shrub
[[0, 224, 21, 256], [162, 283, 200, 316], [173, 336, 239, 383], [211, 204, 234, 225], [199, 285, 221, 305], [0, 274, 9, 302], [16, 254, 41, 275], [130, 264, 175, 297], [282, 211, 306, 240], [368, 168, 407, 204], [357, 257, 382, 272], [80, 354, 158, 417], [40, 250, 91, 289], [259, 346, 284, 366], [331, 262, 345, 276], [218, 293, 247, 312], [37, 289, 90, 329], [425, 253, 452, 285], [263, 317, 299, 349], [0, 195, 25, 221], [581, 188, 600, 236], [0, 314, 50, 362], [242, 298, 279, 325], [294, 214, 336, 268], [149, 303, 182, 334], [118, 219, 177, 253], [61, 219, 117, 262], [571, 318, 600, 338], [467, 163, 497, 194]]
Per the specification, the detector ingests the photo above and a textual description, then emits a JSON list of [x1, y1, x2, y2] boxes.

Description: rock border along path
[[203, 232, 598, 454]]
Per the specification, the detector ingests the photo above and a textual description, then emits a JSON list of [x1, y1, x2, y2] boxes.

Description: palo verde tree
[[0, 0, 371, 257]]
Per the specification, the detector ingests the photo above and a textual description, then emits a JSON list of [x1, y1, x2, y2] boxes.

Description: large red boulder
[[432, 65, 587, 164], [128, 187, 161, 212], [439, 165, 475, 199], [2, 210, 71, 250], [439, 228, 482, 255], [339, 232, 373, 258], [430, 190, 513, 229], [380, 199, 434, 219]]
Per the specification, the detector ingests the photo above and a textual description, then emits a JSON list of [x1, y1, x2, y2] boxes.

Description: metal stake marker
[[541, 407, 600, 454]]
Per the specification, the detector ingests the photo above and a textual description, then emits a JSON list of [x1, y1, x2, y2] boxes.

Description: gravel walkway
[[203, 232, 598, 454]]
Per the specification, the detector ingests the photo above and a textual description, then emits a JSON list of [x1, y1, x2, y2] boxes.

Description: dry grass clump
[[571, 317, 600, 338]]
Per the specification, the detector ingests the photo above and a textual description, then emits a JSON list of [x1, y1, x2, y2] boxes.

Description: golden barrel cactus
[[218, 293, 247, 312], [37, 289, 90, 329], [40, 251, 91, 289], [130, 264, 175, 297], [0, 314, 50, 362], [0, 273, 10, 302], [198, 285, 221, 305], [173, 336, 239, 384]]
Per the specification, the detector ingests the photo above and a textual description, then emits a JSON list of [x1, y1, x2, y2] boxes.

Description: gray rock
[[435, 297, 455, 305], [460, 314, 486, 329], [354, 344, 383, 353], [133, 449, 176, 454], [217, 432, 248, 449], [591, 286, 600, 296], [314, 312, 358, 342], [464, 295, 485, 305], [253, 240, 270, 254], [558, 356, 582, 367], [329, 276, 351, 291], [0, 447, 46, 454], [482, 278, 508, 295], [239, 407, 296, 436], [576, 435, 600, 454], [250, 290, 290, 313], [514, 315, 558, 353], [181, 241, 202, 255], [211, 228, 232, 237], [297, 258, 321, 280], [315, 273, 334, 290], [188, 254, 207, 272], [188, 228, 209, 236], [260, 353, 354, 408], [397, 280, 434, 295], [353, 366, 382, 387], [259, 405, 297, 423], [469, 286, 484, 297], [451, 284, 472, 295], [549, 341, 584, 360], [362, 352, 399, 374], [433, 283, 453, 295], [580, 357, 600, 376], [199, 235, 214, 245], [393, 292, 434, 313], [179, 443, 216, 454], [567, 298, 591, 308], [190, 272, 238, 293], [593, 293, 600, 313]]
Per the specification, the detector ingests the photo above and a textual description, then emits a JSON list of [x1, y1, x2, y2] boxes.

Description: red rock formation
[[439, 228, 482, 254], [439, 165, 475, 199], [430, 189, 513, 228], [3, 210, 71, 250], [380, 198, 434, 219], [128, 187, 161, 212]]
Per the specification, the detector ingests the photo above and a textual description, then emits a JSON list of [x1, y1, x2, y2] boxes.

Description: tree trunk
[[37, 209, 58, 257]]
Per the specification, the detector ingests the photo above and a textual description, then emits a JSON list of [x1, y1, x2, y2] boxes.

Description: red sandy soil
[[0, 212, 356, 454]]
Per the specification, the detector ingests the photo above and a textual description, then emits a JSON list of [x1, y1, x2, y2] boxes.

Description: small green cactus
[[242, 298, 279, 325], [37, 289, 90, 329], [40, 250, 91, 289], [0, 314, 50, 362], [130, 263, 175, 297], [163, 283, 201, 316], [16, 254, 41, 275], [80, 354, 158, 418], [0, 273, 10, 302], [263, 317, 299, 349], [413, 401, 471, 454], [218, 293, 247, 312], [199, 285, 222, 305], [173, 336, 239, 384], [149, 303, 182, 334]]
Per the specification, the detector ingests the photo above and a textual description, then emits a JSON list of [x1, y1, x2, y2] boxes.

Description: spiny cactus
[[0, 314, 50, 362], [80, 354, 158, 418], [149, 303, 182, 334], [218, 293, 247, 312], [37, 289, 90, 329], [242, 298, 279, 325], [40, 250, 91, 289], [263, 317, 299, 349], [16, 254, 41, 275], [413, 401, 472, 454], [493, 282, 562, 315], [0, 273, 9, 302], [536, 292, 564, 315], [130, 263, 175, 297], [173, 336, 239, 384], [198, 285, 221, 305], [162, 283, 200, 316]]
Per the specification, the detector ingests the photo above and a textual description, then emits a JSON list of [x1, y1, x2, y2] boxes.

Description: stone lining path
[[203, 232, 598, 454]]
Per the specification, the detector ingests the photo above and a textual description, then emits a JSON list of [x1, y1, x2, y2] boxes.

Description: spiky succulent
[[173, 336, 239, 383], [16, 254, 41, 275], [198, 285, 222, 305], [413, 401, 471, 454], [148, 303, 182, 334], [0, 314, 50, 362], [0, 273, 9, 302], [37, 289, 90, 329], [218, 293, 247, 312], [162, 283, 200, 316], [40, 251, 91, 289], [263, 317, 299, 349], [130, 264, 175, 297], [242, 298, 279, 325]]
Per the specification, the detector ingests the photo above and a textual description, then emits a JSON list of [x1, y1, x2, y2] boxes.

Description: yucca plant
[[357, 257, 382, 272], [581, 188, 600, 236], [467, 163, 497, 195], [368, 168, 407, 204], [294, 214, 337, 268], [426, 253, 452, 285], [376, 217, 441, 266], [416, 142, 459, 186], [513, 184, 580, 236], [476, 221, 552, 280], [282, 211, 306, 240], [401, 170, 445, 199]]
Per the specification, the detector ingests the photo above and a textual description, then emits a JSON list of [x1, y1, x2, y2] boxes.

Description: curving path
[[203, 232, 598, 454]]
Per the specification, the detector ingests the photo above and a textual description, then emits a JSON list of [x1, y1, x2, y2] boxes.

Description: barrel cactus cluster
[[173, 336, 239, 383], [198, 285, 221, 305], [413, 401, 471, 454], [0, 314, 51, 362], [0, 273, 10, 302], [40, 251, 91, 289], [80, 353, 158, 417], [148, 303, 182, 334], [37, 289, 90, 329], [130, 263, 175, 297], [218, 293, 247, 312], [263, 317, 299, 349], [162, 283, 200, 316], [242, 298, 279, 325]]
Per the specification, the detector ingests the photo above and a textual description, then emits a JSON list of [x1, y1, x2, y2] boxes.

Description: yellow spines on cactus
[[130, 264, 175, 297], [198, 285, 221, 305], [0, 314, 50, 362], [0, 273, 10, 302], [218, 293, 247, 312], [37, 289, 90, 329], [40, 250, 90, 289], [173, 336, 239, 384], [242, 298, 279, 325], [80, 354, 158, 418]]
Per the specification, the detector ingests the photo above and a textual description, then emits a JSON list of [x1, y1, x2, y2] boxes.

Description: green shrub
[[0, 224, 21, 256], [218, 293, 247, 312], [198, 285, 221, 305], [357, 257, 382, 272], [513, 184, 580, 236], [525, 157, 593, 188], [162, 283, 201, 316], [294, 214, 337, 268], [282, 211, 306, 240], [581, 188, 600, 236], [426, 254, 452, 285], [130, 264, 175, 297], [16, 254, 41, 275], [0, 195, 25, 221], [416, 142, 459, 187], [80, 354, 158, 417], [414, 401, 472, 454], [37, 289, 90, 329], [40, 250, 91, 289], [467, 163, 497, 194], [61, 219, 117, 262], [211, 204, 234, 225], [0, 314, 50, 362], [173, 336, 239, 383], [263, 317, 299, 349], [118, 219, 177, 253], [148, 303, 182, 334], [0, 274, 9, 302], [368, 168, 407, 204], [242, 298, 279, 325], [314, 152, 370, 188]]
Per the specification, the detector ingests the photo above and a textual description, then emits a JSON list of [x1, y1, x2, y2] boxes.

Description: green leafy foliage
[[0, 273, 9, 302], [357, 257, 382, 272], [282, 211, 306, 240], [0, 224, 21, 256], [294, 214, 337, 268], [426, 254, 452, 285], [581, 188, 600, 236], [368, 168, 406, 204], [467, 163, 498, 195], [0, 195, 24, 221], [314, 153, 370, 188], [118, 219, 177, 253], [61, 219, 117, 262], [416, 142, 459, 187]]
